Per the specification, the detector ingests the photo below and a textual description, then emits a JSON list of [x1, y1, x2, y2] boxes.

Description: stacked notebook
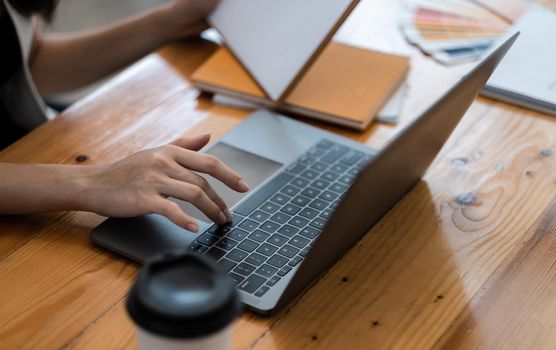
[[193, 0, 410, 130], [192, 43, 409, 130]]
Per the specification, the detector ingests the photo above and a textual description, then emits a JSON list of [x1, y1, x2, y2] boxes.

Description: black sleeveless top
[[0, 1, 46, 149]]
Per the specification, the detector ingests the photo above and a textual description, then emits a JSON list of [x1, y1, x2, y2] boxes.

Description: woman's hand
[[84, 134, 249, 232], [154, 0, 220, 41]]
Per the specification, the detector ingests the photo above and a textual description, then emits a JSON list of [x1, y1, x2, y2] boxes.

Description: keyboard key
[[245, 253, 266, 266], [278, 244, 300, 258], [311, 162, 328, 172], [231, 213, 244, 226], [319, 191, 339, 202], [348, 167, 360, 176], [299, 246, 311, 257], [289, 235, 310, 249], [320, 209, 333, 220], [322, 145, 348, 163], [289, 216, 310, 228], [270, 212, 291, 224], [297, 155, 317, 165], [255, 264, 278, 278], [329, 201, 340, 209], [227, 273, 245, 285], [358, 155, 372, 166], [257, 243, 278, 256], [307, 147, 326, 158], [266, 275, 281, 286], [312, 179, 330, 190], [238, 275, 266, 293], [228, 228, 249, 241], [329, 182, 349, 193], [238, 219, 259, 232], [196, 233, 220, 246], [292, 177, 310, 188], [216, 238, 239, 251], [216, 258, 237, 273], [234, 173, 294, 216], [292, 195, 311, 207], [226, 249, 248, 262], [206, 247, 227, 261], [260, 220, 281, 233], [310, 218, 327, 230], [340, 150, 364, 165], [250, 210, 270, 222], [322, 171, 340, 182], [249, 230, 270, 243], [237, 239, 259, 253], [270, 193, 290, 206], [299, 207, 319, 219], [254, 286, 270, 297], [260, 202, 280, 214], [277, 265, 293, 277], [288, 255, 304, 267], [285, 163, 306, 175], [267, 234, 289, 247], [278, 225, 299, 237], [233, 262, 256, 276], [309, 199, 328, 211], [301, 170, 319, 180], [281, 185, 300, 197], [208, 225, 229, 236], [186, 242, 208, 254], [331, 164, 349, 173], [267, 254, 288, 268], [316, 139, 335, 149], [339, 174, 356, 185], [301, 187, 321, 198], [281, 204, 301, 216], [299, 226, 320, 239]]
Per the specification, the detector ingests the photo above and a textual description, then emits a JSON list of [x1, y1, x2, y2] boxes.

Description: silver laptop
[[91, 34, 518, 315]]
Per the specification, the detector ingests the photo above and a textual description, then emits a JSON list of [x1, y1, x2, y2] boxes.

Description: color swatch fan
[[401, 0, 527, 65]]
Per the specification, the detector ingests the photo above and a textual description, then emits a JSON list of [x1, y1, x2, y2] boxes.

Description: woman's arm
[[0, 134, 249, 232], [28, 0, 218, 96]]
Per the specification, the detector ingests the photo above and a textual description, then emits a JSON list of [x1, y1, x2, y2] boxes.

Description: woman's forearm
[[0, 163, 96, 214], [29, 9, 172, 96]]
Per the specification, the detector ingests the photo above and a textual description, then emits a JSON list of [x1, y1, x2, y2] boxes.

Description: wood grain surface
[[1, 1, 556, 349]]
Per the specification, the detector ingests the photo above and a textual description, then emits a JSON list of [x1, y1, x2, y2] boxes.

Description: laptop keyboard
[[186, 139, 372, 297]]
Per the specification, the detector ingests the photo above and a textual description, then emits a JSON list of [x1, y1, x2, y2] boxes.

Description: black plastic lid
[[126, 252, 241, 339]]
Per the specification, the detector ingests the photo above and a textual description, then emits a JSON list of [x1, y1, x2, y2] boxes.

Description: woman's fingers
[[160, 178, 228, 225], [171, 134, 211, 151], [171, 148, 249, 193], [153, 198, 199, 232], [168, 167, 232, 222]]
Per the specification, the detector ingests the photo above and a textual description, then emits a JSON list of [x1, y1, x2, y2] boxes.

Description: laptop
[[91, 34, 518, 315]]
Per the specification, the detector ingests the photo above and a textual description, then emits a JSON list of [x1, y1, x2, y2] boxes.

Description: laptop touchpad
[[172, 143, 283, 223]]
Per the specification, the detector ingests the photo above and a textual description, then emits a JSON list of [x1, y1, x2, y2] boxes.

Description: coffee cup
[[127, 252, 241, 350]]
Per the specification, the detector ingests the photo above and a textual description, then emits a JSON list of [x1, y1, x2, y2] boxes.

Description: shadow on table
[[253, 181, 481, 349]]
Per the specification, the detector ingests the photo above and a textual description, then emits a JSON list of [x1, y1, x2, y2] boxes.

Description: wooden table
[[2, 1, 556, 349]]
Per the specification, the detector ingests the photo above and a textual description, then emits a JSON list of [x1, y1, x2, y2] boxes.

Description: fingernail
[[238, 179, 249, 192], [218, 212, 227, 224], [186, 223, 199, 232]]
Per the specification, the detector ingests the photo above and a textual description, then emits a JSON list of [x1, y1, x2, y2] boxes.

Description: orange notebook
[[192, 43, 410, 130]]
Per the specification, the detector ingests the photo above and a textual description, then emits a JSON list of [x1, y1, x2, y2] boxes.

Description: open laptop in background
[[208, 0, 361, 101], [91, 34, 518, 314]]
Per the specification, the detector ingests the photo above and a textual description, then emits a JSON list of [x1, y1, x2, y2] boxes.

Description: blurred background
[[43, 0, 168, 107]]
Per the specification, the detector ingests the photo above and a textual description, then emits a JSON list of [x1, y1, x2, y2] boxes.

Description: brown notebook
[[192, 43, 409, 130]]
